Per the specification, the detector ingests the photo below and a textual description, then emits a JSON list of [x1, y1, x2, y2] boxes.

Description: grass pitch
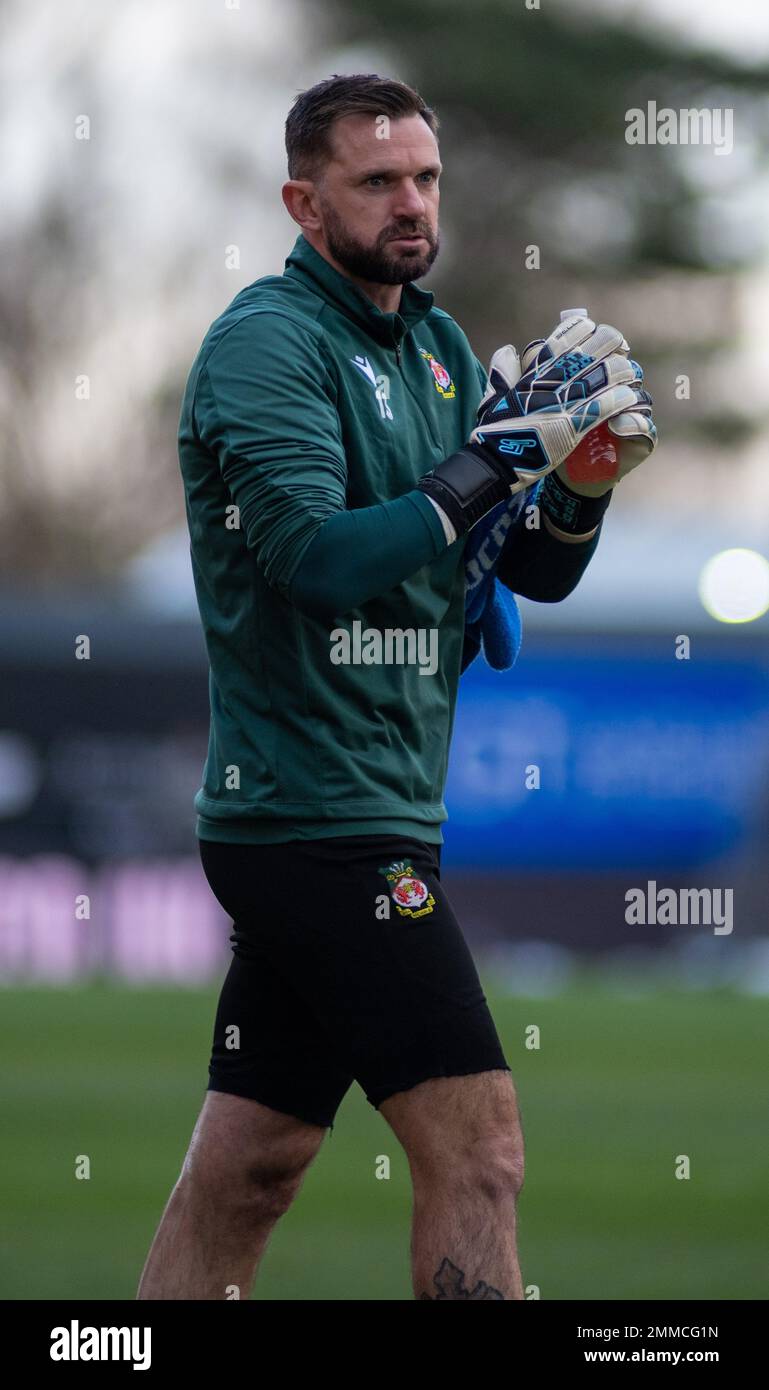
[[1, 980, 765, 1300]]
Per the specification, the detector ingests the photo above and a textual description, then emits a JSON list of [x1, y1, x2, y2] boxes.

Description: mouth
[[389, 234, 427, 247]]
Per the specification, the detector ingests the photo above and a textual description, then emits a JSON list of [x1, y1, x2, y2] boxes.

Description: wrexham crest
[[417, 347, 456, 399], [378, 860, 436, 919]]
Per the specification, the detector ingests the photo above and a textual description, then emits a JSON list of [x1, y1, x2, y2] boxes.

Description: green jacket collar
[[283, 233, 434, 348]]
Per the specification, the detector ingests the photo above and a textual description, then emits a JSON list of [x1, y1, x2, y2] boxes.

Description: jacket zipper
[[392, 331, 442, 451]]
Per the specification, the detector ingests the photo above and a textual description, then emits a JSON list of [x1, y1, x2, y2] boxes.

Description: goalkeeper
[[139, 73, 657, 1304]]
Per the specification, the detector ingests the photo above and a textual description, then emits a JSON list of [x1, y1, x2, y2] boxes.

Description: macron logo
[[50, 1321, 151, 1371], [351, 355, 377, 387]]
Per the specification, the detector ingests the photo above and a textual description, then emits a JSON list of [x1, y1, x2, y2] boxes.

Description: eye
[[366, 175, 385, 187], [418, 172, 435, 183]]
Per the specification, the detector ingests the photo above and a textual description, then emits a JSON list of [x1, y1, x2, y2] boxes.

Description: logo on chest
[[416, 346, 456, 399], [351, 354, 393, 421]]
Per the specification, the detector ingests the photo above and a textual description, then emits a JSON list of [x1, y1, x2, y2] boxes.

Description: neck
[[302, 232, 403, 314], [345, 275, 403, 315]]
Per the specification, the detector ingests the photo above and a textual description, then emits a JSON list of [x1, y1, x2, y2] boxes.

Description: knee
[[457, 1135, 524, 1203], [241, 1155, 310, 1218], [414, 1134, 525, 1204], [480, 1142, 525, 1202], [184, 1151, 311, 1223]]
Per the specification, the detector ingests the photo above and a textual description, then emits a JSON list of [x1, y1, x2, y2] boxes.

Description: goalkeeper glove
[[518, 326, 657, 499], [517, 319, 658, 536], [417, 314, 641, 537]]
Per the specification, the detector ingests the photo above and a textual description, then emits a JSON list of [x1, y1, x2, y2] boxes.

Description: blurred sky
[[583, 0, 769, 62], [2, 0, 768, 628]]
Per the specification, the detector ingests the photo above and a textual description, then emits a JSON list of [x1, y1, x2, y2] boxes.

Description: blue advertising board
[[443, 638, 769, 870]]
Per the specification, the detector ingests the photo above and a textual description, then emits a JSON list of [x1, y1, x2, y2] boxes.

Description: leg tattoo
[[420, 1256, 504, 1300]]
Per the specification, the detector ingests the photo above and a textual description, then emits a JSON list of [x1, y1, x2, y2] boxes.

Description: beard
[[320, 200, 440, 285]]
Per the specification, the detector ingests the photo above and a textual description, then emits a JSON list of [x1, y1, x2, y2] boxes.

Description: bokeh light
[[699, 547, 769, 623]]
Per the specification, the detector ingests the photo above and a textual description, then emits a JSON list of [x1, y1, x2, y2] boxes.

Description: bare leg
[[137, 1091, 326, 1300], [380, 1071, 525, 1300]]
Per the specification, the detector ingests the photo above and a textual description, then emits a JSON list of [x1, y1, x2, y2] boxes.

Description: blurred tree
[[1, 0, 767, 581], [0, 0, 316, 583], [330, 6, 769, 333]]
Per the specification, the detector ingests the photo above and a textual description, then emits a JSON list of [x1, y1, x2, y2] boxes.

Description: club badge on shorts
[[417, 347, 456, 399], [378, 860, 436, 919]]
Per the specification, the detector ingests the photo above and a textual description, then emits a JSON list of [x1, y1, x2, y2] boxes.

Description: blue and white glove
[[417, 315, 641, 536], [518, 326, 657, 498], [462, 347, 539, 670], [463, 487, 541, 672], [470, 315, 640, 485]]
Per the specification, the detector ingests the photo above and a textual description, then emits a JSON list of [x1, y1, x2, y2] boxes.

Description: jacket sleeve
[[193, 311, 447, 617], [495, 502, 609, 602], [473, 352, 489, 398]]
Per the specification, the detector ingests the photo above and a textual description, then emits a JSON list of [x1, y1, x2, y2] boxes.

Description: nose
[[391, 178, 428, 222]]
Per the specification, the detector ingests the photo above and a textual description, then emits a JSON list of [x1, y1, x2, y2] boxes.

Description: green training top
[[178, 232, 493, 844]]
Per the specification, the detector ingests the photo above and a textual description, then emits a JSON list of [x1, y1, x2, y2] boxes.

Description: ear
[[281, 179, 322, 231]]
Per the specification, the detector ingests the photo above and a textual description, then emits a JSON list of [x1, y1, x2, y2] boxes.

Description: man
[[138, 74, 655, 1302]]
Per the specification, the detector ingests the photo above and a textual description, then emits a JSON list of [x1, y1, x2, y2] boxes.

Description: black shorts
[[199, 834, 510, 1130]]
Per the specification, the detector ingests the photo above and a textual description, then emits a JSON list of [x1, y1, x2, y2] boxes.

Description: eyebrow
[[356, 163, 442, 180]]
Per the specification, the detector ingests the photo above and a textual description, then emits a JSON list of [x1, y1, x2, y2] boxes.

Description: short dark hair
[[285, 73, 439, 181]]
